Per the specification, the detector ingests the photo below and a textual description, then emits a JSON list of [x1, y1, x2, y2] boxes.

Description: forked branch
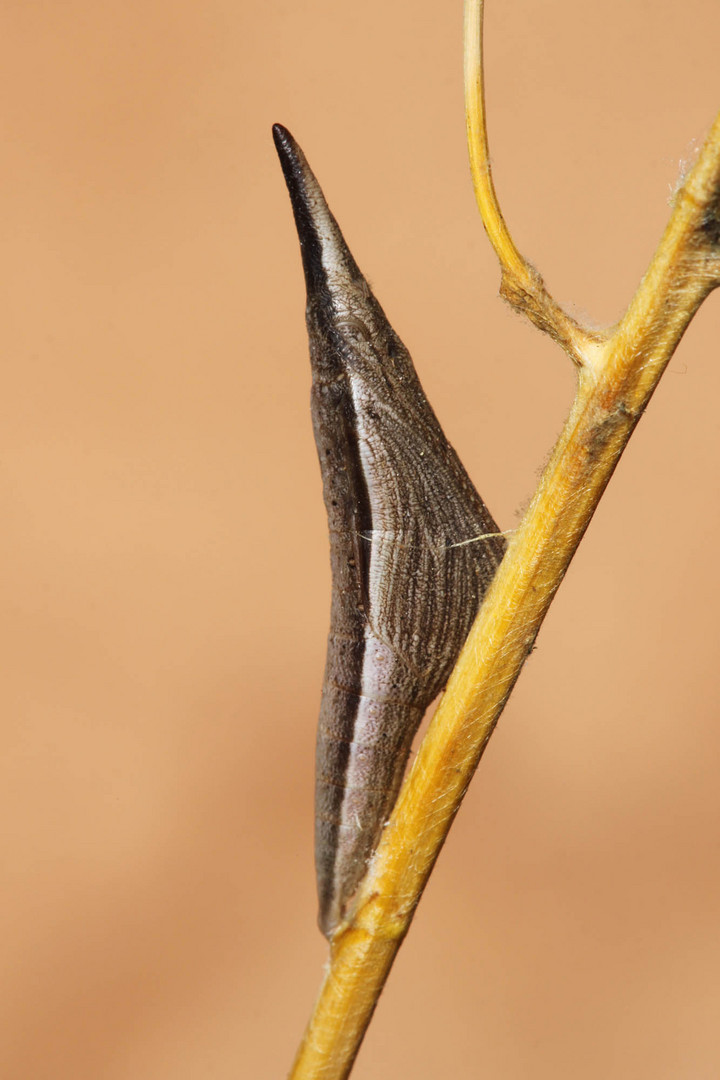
[[288, 4, 720, 1077], [464, 0, 608, 369]]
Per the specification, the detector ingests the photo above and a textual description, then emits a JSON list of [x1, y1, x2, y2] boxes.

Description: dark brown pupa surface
[[273, 124, 506, 937]]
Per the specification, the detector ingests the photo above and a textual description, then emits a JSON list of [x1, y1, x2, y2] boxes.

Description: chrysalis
[[273, 124, 505, 937]]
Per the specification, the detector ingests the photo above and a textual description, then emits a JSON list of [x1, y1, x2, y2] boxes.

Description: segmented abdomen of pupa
[[273, 123, 506, 937]]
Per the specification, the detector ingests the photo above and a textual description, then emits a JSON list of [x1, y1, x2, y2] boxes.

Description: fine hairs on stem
[[286, 3, 720, 1077]]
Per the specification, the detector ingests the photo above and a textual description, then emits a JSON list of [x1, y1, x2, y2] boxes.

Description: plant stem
[[287, 4, 720, 1077]]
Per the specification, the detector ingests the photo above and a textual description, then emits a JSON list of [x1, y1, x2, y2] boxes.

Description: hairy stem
[[287, 4, 720, 1077]]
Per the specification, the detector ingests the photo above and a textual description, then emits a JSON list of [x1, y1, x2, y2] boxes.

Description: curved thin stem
[[464, 0, 608, 369], [464, 0, 524, 277]]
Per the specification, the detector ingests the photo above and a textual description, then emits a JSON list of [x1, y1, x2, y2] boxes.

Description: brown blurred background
[[0, 2, 719, 1077]]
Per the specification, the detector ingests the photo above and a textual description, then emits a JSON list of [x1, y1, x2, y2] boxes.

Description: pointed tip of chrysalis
[[272, 122, 362, 298], [271, 122, 293, 160], [271, 123, 313, 225]]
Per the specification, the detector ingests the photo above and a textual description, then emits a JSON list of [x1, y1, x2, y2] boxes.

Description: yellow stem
[[287, 7, 720, 1079], [464, 0, 524, 278], [463, 0, 608, 368]]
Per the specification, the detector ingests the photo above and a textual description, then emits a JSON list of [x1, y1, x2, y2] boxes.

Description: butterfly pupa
[[273, 124, 505, 938]]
